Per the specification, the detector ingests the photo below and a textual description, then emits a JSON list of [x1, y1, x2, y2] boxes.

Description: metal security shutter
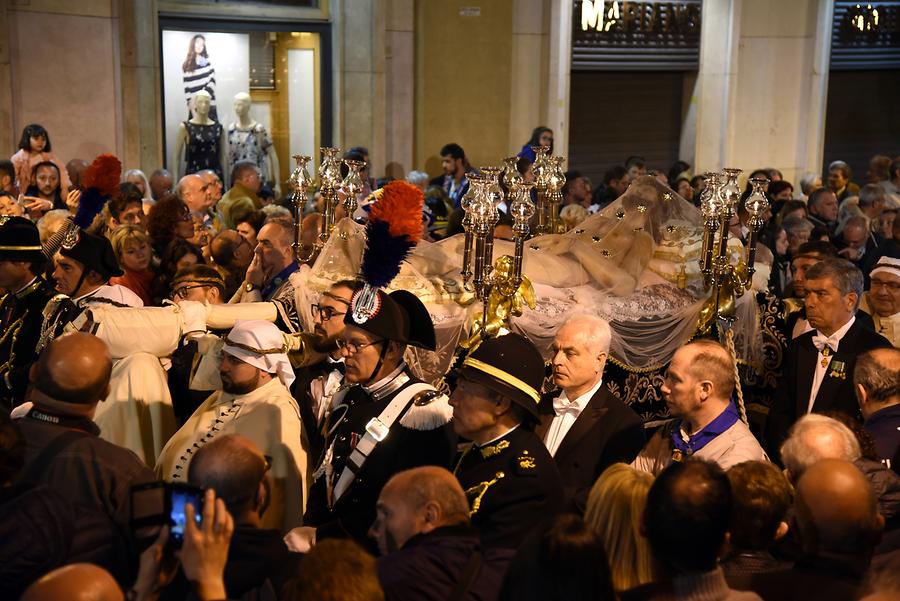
[[568, 71, 685, 183], [831, 1, 900, 70]]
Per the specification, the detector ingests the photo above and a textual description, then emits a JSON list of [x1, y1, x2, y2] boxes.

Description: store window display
[[182, 34, 218, 120], [173, 91, 225, 181], [227, 92, 280, 196]]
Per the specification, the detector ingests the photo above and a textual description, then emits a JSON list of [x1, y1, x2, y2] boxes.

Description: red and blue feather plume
[[74, 153, 121, 228], [359, 180, 424, 288]]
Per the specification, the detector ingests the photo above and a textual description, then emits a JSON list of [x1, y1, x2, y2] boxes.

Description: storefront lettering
[[580, 0, 701, 35]]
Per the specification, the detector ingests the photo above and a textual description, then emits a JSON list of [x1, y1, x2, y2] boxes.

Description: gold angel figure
[[461, 255, 536, 350]]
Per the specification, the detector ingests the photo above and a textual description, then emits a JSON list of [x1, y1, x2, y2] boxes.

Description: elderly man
[[537, 315, 644, 510], [747, 460, 883, 601], [20, 564, 124, 601], [178, 172, 220, 237], [632, 340, 767, 475], [234, 218, 298, 304], [0, 217, 56, 410], [157, 320, 308, 532], [371, 466, 506, 601], [14, 333, 154, 555], [779, 414, 862, 484], [855, 348, 900, 468], [768, 259, 891, 456], [219, 161, 263, 229], [839, 216, 877, 268], [292, 280, 358, 465], [862, 257, 900, 346], [450, 333, 564, 550], [295, 289, 454, 549]]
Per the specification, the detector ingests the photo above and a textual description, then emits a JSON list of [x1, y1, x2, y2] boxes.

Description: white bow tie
[[811, 333, 839, 353], [553, 397, 583, 418]]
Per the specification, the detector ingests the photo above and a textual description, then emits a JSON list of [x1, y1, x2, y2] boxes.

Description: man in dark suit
[[767, 258, 892, 460], [536, 315, 644, 511], [290, 279, 358, 465]]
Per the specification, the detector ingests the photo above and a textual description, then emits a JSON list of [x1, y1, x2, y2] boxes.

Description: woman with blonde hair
[[584, 463, 655, 592], [109, 225, 155, 305]]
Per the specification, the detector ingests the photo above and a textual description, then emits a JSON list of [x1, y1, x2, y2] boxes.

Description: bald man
[[14, 333, 154, 545], [538, 315, 644, 511], [371, 466, 506, 601], [20, 564, 123, 601], [160, 434, 300, 599], [748, 459, 883, 601]]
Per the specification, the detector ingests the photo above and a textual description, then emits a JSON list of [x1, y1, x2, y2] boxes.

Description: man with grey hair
[[799, 172, 822, 200], [856, 348, 900, 469], [371, 466, 506, 600], [537, 315, 644, 510], [839, 216, 875, 267], [782, 214, 814, 257], [768, 259, 891, 458], [779, 413, 861, 483]]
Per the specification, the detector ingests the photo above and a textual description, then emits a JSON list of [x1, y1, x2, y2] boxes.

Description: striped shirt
[[183, 63, 216, 108]]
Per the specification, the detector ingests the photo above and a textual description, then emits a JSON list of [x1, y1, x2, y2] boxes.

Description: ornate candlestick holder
[[288, 154, 312, 262], [317, 147, 343, 250], [531, 145, 551, 234], [744, 177, 770, 275], [459, 165, 536, 350], [341, 159, 366, 216]]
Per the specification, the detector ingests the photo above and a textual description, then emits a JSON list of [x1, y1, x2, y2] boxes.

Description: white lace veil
[[297, 176, 763, 383]]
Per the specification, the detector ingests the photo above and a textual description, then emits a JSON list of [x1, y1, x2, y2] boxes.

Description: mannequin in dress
[[173, 90, 226, 181], [227, 92, 280, 197]]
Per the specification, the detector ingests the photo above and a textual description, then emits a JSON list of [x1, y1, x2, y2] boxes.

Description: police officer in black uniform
[[450, 332, 565, 550], [0, 216, 56, 411], [298, 288, 456, 549]]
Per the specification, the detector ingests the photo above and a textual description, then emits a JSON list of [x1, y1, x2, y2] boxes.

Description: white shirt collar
[[556, 377, 603, 411], [815, 315, 855, 351]]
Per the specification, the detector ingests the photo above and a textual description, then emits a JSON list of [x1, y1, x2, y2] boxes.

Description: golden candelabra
[[317, 147, 344, 250], [531, 146, 567, 235], [697, 167, 770, 331], [289, 154, 312, 263], [459, 160, 537, 348]]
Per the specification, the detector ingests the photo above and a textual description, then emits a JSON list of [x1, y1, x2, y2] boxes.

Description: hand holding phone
[[179, 489, 234, 601]]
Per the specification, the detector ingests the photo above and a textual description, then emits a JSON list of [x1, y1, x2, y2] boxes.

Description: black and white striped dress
[[183, 57, 217, 120]]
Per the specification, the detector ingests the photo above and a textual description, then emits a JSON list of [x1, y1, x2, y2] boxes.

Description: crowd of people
[[0, 121, 899, 601]]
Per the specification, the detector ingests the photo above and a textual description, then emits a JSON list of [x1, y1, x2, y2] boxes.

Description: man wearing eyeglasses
[[167, 265, 227, 424], [291, 280, 358, 465], [290, 288, 455, 552], [860, 256, 900, 347]]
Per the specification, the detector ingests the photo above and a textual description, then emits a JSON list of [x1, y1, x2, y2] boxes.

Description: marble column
[[693, 0, 833, 184], [384, 0, 414, 180], [334, 0, 387, 179]]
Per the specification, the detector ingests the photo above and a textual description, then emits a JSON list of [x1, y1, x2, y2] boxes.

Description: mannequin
[[173, 90, 226, 181], [227, 92, 281, 197]]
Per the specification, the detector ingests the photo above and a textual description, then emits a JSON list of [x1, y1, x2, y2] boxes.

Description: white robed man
[[156, 319, 308, 533]]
